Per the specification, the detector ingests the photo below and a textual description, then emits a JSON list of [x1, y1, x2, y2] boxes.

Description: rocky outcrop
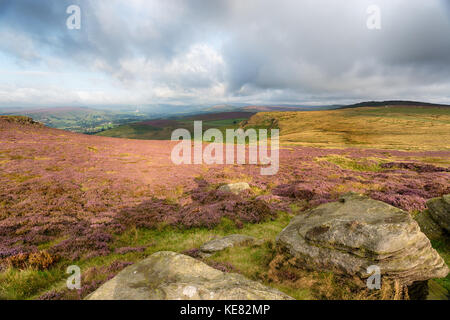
[[276, 193, 449, 286], [87, 251, 293, 300], [199, 234, 263, 257], [0, 116, 42, 126], [218, 182, 250, 195], [426, 194, 450, 233]]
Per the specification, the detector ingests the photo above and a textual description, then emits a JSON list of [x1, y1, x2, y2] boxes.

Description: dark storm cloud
[[1, 0, 450, 106], [0, 0, 81, 56]]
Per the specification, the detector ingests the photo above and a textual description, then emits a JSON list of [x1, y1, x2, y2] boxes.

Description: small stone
[[217, 182, 250, 195], [199, 234, 263, 257]]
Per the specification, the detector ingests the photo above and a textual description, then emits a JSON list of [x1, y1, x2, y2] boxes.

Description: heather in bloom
[[0, 118, 449, 276]]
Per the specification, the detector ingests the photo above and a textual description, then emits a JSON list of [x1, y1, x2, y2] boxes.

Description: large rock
[[276, 193, 449, 286], [87, 251, 293, 300], [415, 210, 444, 240], [426, 194, 450, 233], [218, 182, 250, 195], [199, 234, 263, 257]]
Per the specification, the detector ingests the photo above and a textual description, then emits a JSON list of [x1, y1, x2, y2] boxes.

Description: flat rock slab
[[427, 194, 450, 233], [276, 193, 449, 286], [199, 234, 263, 257], [87, 251, 293, 300], [218, 182, 250, 195]]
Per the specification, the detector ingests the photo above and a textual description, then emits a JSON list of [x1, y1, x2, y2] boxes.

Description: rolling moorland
[[0, 104, 449, 300], [0, 104, 320, 135], [97, 104, 450, 151], [241, 105, 450, 151], [94, 105, 340, 140]]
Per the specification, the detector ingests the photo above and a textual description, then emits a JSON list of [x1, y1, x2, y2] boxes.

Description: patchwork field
[[96, 111, 255, 140], [0, 115, 449, 300], [0, 107, 148, 134]]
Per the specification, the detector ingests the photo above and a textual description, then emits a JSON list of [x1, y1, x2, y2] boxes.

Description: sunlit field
[[244, 106, 450, 151]]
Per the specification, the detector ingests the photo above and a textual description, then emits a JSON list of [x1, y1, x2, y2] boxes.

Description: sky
[[1, 0, 450, 108]]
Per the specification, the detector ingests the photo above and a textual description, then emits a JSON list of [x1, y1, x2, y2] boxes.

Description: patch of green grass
[[110, 212, 293, 255], [317, 155, 383, 172], [96, 124, 164, 139], [3, 173, 40, 183], [204, 242, 312, 300], [0, 268, 65, 300], [430, 238, 450, 293]]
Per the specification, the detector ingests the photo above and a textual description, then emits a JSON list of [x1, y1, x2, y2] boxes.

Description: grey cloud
[[0, 0, 450, 106]]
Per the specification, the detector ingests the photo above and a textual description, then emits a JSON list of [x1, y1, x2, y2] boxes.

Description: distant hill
[[239, 105, 340, 112], [3, 100, 448, 134], [5, 106, 93, 114], [182, 111, 255, 121], [203, 104, 240, 112], [243, 105, 450, 151], [340, 100, 450, 109]]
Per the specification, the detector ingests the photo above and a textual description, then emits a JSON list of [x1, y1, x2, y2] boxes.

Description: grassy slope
[[244, 106, 450, 150]]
